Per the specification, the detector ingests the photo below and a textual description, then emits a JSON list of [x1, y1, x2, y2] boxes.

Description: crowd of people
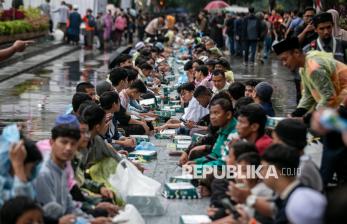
[[197, 6, 347, 66], [2, 3, 347, 224], [38, 0, 174, 50]]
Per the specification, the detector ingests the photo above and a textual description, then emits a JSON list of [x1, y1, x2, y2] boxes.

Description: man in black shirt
[[295, 7, 317, 47], [303, 12, 347, 63], [225, 13, 236, 56]]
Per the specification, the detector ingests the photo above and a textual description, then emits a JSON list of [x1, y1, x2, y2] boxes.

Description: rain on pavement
[[0, 49, 297, 141]]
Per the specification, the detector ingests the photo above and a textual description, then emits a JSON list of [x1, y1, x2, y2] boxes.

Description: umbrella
[[204, 0, 230, 11]]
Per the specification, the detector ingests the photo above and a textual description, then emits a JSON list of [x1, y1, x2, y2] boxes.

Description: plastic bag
[[0, 124, 20, 176], [135, 141, 157, 151], [112, 204, 145, 224], [178, 72, 188, 84], [108, 159, 161, 200]]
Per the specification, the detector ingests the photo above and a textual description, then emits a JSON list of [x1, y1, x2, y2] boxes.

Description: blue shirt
[[260, 102, 275, 117], [0, 174, 35, 207], [33, 159, 84, 215], [289, 17, 303, 31]]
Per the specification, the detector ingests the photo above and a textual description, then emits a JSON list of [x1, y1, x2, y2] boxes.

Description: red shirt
[[255, 134, 272, 155]]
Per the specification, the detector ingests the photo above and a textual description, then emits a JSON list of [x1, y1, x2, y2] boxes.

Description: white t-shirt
[[181, 97, 209, 123]]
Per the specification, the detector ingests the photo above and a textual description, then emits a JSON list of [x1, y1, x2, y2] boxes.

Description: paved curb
[[0, 42, 64, 69], [0, 45, 79, 83]]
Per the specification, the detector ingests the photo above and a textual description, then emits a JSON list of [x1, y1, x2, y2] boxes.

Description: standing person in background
[[145, 16, 165, 39], [166, 15, 176, 30], [114, 12, 127, 47], [243, 7, 261, 66], [103, 10, 114, 50], [256, 12, 267, 64], [285, 9, 303, 38], [327, 9, 347, 42], [96, 12, 104, 50], [52, 1, 69, 41], [0, 0, 4, 11], [127, 16, 135, 44], [282, 11, 292, 29], [209, 12, 225, 49], [295, 7, 317, 47], [66, 5, 81, 45], [234, 13, 244, 57], [305, 12, 347, 64], [225, 13, 236, 56], [268, 9, 281, 25], [198, 11, 208, 36], [137, 10, 146, 41], [39, 0, 52, 33], [83, 9, 96, 50], [263, 13, 272, 59]]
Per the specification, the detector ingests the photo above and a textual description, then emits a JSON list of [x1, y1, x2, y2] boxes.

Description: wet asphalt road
[[0, 49, 297, 140]]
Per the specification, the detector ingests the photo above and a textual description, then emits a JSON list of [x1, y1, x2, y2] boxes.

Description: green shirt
[[298, 50, 347, 110], [194, 118, 237, 167]]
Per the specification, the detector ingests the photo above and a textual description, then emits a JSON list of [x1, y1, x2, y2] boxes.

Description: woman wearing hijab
[[327, 9, 347, 41]]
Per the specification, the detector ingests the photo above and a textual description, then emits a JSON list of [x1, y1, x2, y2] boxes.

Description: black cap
[[205, 59, 217, 65], [274, 119, 307, 150], [312, 12, 333, 27], [273, 37, 300, 55]]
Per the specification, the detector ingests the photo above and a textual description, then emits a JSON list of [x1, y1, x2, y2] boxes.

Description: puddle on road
[[0, 50, 108, 140], [0, 51, 297, 140], [12, 79, 45, 96]]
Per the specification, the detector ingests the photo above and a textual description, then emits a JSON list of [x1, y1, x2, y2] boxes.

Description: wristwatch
[[246, 194, 257, 207]]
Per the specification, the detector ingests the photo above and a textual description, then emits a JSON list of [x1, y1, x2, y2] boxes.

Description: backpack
[[115, 17, 126, 31], [88, 16, 96, 28], [246, 17, 259, 40]]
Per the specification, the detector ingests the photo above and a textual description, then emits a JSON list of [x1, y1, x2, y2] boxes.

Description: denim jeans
[[264, 36, 272, 58], [235, 39, 243, 56], [244, 40, 257, 63], [228, 36, 235, 55]]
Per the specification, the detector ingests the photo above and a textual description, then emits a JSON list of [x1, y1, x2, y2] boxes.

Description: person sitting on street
[[236, 103, 272, 155], [33, 124, 114, 222], [228, 82, 246, 107], [156, 83, 209, 132], [187, 97, 237, 167], [108, 67, 150, 135], [76, 82, 96, 102], [194, 65, 212, 89], [228, 144, 312, 224], [0, 136, 42, 207], [244, 79, 260, 97], [253, 81, 275, 117], [212, 69, 230, 95], [215, 58, 234, 83], [79, 104, 124, 168], [272, 119, 324, 192], [0, 196, 45, 224], [100, 91, 136, 152]]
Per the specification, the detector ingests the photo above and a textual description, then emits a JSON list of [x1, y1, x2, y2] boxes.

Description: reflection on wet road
[[0, 50, 109, 140], [0, 50, 297, 140]]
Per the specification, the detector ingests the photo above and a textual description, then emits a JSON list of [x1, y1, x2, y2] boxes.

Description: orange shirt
[[83, 15, 95, 31]]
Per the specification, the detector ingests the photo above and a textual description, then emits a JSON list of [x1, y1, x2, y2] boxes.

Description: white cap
[[135, 42, 145, 51], [73, 4, 78, 10], [199, 56, 208, 63], [285, 188, 327, 224]]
